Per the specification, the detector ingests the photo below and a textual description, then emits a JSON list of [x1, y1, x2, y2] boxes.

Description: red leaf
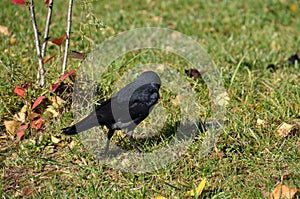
[[31, 96, 46, 110], [44, 0, 50, 6], [68, 51, 86, 60], [14, 85, 25, 98], [60, 70, 76, 80], [17, 131, 25, 139], [32, 119, 42, 130], [28, 112, 40, 120], [16, 123, 29, 139], [51, 33, 67, 46], [43, 54, 57, 64], [50, 82, 61, 93], [12, 0, 26, 4]]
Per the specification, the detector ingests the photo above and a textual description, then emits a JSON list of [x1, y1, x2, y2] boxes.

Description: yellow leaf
[[46, 106, 59, 117], [277, 122, 295, 138], [154, 196, 167, 199], [51, 135, 60, 144], [186, 178, 207, 197], [290, 4, 298, 13], [9, 37, 17, 45], [20, 105, 28, 113], [269, 184, 298, 199], [69, 140, 78, 149], [4, 120, 20, 135]]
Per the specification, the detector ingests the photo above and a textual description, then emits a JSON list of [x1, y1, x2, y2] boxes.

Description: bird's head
[[136, 71, 161, 89]]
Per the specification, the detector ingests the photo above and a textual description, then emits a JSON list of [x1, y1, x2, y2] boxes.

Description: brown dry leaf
[[257, 118, 267, 127], [0, 25, 10, 36], [277, 122, 295, 138], [4, 120, 20, 135], [269, 184, 298, 199], [50, 96, 66, 108], [9, 37, 17, 45], [215, 92, 230, 107], [13, 112, 26, 123]]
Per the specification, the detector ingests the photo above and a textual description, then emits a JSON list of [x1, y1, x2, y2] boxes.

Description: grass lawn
[[0, 0, 299, 198]]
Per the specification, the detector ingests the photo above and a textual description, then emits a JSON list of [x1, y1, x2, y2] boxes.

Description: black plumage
[[62, 71, 161, 153]]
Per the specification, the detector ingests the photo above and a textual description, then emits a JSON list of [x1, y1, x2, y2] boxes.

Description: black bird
[[62, 71, 161, 153]]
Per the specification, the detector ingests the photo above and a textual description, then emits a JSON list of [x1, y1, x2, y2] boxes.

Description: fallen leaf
[[51, 135, 60, 144], [4, 120, 20, 135], [16, 131, 24, 139], [44, 0, 50, 6], [68, 51, 86, 59], [69, 140, 78, 149], [32, 118, 42, 130], [43, 54, 56, 64], [0, 25, 10, 36], [60, 69, 76, 80], [269, 184, 298, 199], [215, 92, 230, 107], [31, 96, 46, 110], [12, 0, 27, 5], [16, 123, 29, 139], [55, 96, 65, 105], [13, 112, 26, 123], [290, 4, 298, 13], [50, 82, 61, 93], [155, 195, 167, 199], [154, 196, 167, 199], [186, 178, 207, 197], [277, 122, 295, 137], [257, 118, 267, 127], [22, 185, 35, 196], [51, 33, 67, 46], [28, 112, 40, 120], [14, 85, 25, 98], [9, 37, 17, 45], [46, 106, 59, 117], [20, 105, 28, 113]]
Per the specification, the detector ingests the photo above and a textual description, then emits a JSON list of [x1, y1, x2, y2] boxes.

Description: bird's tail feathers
[[62, 125, 78, 135], [62, 112, 100, 135]]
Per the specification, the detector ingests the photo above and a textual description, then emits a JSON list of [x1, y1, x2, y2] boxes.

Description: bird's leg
[[127, 130, 141, 153], [104, 129, 114, 154]]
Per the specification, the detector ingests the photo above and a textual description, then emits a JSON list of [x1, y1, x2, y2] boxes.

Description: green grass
[[1, 0, 300, 198]]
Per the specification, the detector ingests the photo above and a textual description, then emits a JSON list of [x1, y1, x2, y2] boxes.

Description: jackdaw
[[62, 71, 161, 153]]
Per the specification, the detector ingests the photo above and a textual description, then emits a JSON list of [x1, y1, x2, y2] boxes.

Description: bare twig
[[29, 0, 45, 87], [41, 0, 54, 58], [62, 0, 73, 74]]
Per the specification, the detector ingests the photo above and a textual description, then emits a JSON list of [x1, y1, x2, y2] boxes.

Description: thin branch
[[62, 0, 73, 74], [29, 0, 45, 87], [41, 0, 54, 58]]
